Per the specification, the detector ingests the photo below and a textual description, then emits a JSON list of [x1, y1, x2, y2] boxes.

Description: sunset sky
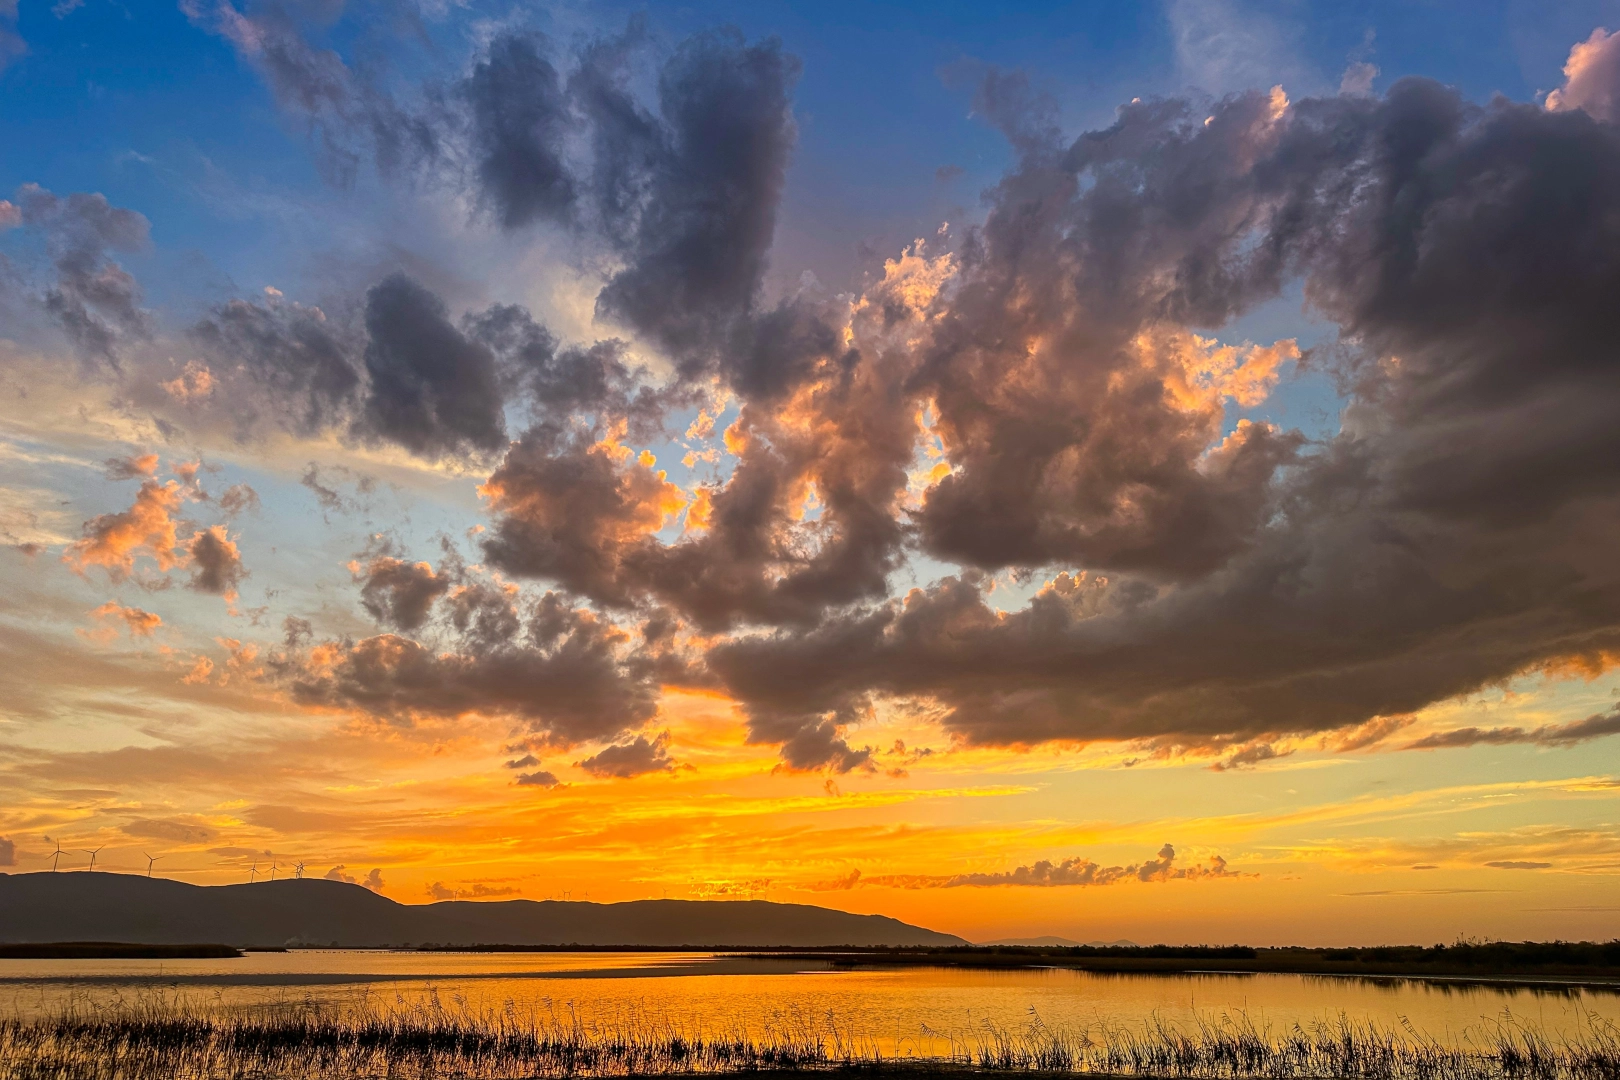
[[3, 0, 1620, 946]]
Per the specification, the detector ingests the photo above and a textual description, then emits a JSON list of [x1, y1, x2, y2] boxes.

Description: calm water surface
[[3, 951, 1617, 1050]]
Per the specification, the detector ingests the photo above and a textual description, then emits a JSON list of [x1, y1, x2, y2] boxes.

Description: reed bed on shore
[[2, 992, 1618, 1079]]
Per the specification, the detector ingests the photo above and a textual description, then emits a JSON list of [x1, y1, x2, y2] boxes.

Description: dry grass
[[1, 993, 1618, 1079]]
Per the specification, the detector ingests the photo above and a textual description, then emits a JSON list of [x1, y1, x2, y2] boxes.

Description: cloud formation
[[186, 525, 246, 599], [63, 479, 186, 581], [353, 551, 450, 633], [19, 16, 1620, 781], [281, 581, 667, 747], [1547, 27, 1620, 123], [1406, 708, 1620, 750], [576, 731, 676, 778], [90, 601, 162, 637], [189, 293, 362, 437], [62, 461, 250, 603], [10, 183, 151, 359], [358, 274, 507, 459], [465, 32, 576, 229], [701, 67, 1620, 766], [812, 845, 1244, 890], [591, 29, 800, 361]]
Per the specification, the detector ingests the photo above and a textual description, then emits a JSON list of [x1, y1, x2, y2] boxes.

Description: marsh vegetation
[[3, 993, 1619, 1079]]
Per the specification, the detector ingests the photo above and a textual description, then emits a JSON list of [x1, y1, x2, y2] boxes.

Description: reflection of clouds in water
[[3, 957, 1615, 1047]]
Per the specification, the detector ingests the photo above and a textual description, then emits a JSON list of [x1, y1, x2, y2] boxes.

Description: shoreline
[[3, 948, 1620, 992]]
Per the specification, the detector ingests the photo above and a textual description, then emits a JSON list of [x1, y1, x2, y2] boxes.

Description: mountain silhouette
[[0, 872, 965, 948]]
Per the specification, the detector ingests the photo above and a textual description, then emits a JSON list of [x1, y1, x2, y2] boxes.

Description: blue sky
[[9, 0, 1620, 310]]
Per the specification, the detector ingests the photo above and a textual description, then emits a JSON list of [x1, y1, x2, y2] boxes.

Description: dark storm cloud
[[478, 422, 686, 608], [593, 30, 800, 362], [443, 21, 807, 366], [575, 731, 675, 778], [185, 525, 247, 597], [281, 588, 664, 747], [479, 284, 914, 637], [1406, 708, 1620, 750], [357, 273, 507, 458], [910, 86, 1307, 578], [479, 361, 911, 633], [12, 183, 151, 360], [466, 303, 666, 431], [186, 10, 800, 370], [353, 553, 449, 632], [464, 32, 576, 229], [185, 271, 660, 462], [567, 17, 663, 249], [750, 709, 872, 773], [708, 76, 1620, 763], [444, 578, 524, 652], [189, 294, 362, 435]]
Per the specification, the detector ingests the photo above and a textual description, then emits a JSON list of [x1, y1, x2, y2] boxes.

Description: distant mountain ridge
[[0, 873, 965, 948], [980, 936, 1141, 947]]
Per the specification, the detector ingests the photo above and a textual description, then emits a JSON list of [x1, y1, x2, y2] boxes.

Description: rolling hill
[[0, 872, 965, 948]]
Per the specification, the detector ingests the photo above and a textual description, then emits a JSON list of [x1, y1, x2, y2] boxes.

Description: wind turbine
[[269, 860, 279, 882], [49, 841, 64, 872], [143, 853, 164, 878], [248, 861, 259, 884], [82, 847, 104, 872], [294, 862, 306, 880]]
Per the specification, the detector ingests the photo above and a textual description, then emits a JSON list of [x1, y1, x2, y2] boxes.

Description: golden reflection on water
[[3, 952, 1617, 1051]]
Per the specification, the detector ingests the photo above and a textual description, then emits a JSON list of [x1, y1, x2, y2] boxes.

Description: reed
[[2, 993, 1618, 1079]]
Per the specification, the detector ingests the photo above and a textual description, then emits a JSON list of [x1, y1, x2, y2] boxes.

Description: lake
[[3, 951, 1617, 1053]]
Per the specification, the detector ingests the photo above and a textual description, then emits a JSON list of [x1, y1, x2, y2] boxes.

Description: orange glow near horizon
[[6, 639, 1619, 946]]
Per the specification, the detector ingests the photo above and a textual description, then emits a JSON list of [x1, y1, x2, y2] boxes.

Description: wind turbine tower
[[49, 841, 64, 872], [143, 853, 164, 878], [82, 847, 103, 872]]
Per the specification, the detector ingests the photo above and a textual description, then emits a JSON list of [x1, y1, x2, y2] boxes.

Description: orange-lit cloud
[[62, 478, 186, 580], [89, 600, 162, 637], [59, 460, 248, 603], [1546, 27, 1620, 122]]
